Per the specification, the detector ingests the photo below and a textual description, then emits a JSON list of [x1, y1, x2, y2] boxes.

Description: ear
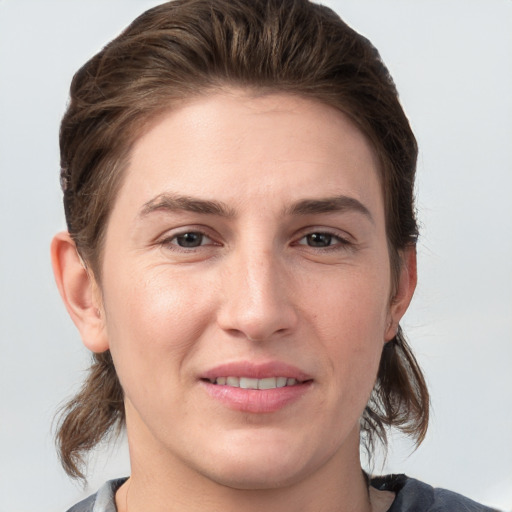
[[385, 245, 417, 341], [51, 231, 109, 353]]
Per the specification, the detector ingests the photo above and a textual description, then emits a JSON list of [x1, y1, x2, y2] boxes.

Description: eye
[[168, 231, 213, 248], [297, 232, 347, 248]]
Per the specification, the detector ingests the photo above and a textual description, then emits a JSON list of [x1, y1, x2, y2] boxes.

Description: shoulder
[[65, 478, 128, 512], [371, 474, 500, 512]]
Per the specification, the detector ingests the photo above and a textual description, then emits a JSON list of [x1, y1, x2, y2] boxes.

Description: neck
[[117, 420, 373, 512], [118, 468, 372, 512]]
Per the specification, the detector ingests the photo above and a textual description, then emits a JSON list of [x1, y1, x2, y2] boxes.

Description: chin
[[193, 432, 322, 491], [204, 460, 308, 491]]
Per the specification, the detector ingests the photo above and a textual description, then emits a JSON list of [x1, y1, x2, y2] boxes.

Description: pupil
[[307, 233, 332, 247], [177, 232, 202, 247]]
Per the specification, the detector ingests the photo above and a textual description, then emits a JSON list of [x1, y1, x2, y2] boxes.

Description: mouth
[[204, 376, 305, 389], [200, 362, 313, 413]]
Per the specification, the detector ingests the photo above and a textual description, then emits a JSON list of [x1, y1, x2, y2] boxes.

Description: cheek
[[307, 263, 390, 339], [100, 266, 217, 393], [306, 266, 390, 389]]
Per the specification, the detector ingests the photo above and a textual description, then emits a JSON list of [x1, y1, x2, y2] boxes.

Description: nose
[[217, 245, 298, 342]]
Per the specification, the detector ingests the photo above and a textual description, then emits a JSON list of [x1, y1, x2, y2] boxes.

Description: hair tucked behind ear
[[56, 352, 123, 479]]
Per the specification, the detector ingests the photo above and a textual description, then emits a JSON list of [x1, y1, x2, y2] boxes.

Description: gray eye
[[175, 232, 205, 247], [305, 233, 334, 247]]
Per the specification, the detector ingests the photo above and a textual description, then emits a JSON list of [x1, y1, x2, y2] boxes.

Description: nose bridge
[[219, 237, 297, 341], [244, 245, 278, 309]]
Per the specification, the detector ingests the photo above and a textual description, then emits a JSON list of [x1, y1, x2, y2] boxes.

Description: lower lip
[[201, 381, 312, 413]]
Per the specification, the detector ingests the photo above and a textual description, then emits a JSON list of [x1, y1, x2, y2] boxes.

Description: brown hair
[[57, 0, 429, 479]]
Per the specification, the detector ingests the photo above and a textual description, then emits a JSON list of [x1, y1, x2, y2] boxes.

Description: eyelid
[[169, 231, 212, 245], [297, 235, 351, 252], [296, 233, 347, 246], [293, 226, 355, 245], [157, 225, 222, 249]]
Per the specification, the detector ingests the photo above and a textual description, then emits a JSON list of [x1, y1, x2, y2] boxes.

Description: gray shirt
[[65, 474, 500, 512]]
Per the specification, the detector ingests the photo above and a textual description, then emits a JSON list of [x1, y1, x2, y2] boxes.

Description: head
[[53, 0, 428, 480]]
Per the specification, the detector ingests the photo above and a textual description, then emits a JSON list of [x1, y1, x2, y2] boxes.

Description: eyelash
[[295, 231, 352, 250], [160, 229, 217, 251], [159, 228, 352, 253]]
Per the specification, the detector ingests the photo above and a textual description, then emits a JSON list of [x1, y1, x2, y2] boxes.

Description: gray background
[[0, 1, 511, 510]]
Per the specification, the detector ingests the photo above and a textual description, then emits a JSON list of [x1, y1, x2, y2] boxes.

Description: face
[[90, 91, 412, 489]]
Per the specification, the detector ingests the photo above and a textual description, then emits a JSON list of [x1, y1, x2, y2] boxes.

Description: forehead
[[117, 90, 383, 217]]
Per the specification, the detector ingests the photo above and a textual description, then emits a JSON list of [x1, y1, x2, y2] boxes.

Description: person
[[50, 1, 499, 511]]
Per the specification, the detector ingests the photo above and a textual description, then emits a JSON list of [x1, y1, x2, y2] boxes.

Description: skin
[[52, 90, 416, 512]]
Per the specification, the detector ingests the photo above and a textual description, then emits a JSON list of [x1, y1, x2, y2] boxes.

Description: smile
[[206, 376, 301, 389]]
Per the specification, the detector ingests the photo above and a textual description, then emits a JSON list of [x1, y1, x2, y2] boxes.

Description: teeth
[[226, 376, 239, 387], [258, 377, 276, 390], [240, 377, 259, 389], [211, 376, 301, 389], [276, 377, 287, 388]]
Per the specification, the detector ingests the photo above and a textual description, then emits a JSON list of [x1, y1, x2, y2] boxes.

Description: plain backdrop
[[0, 1, 511, 510]]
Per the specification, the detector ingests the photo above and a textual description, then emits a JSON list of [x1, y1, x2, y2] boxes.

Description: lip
[[200, 361, 313, 413], [201, 361, 312, 381]]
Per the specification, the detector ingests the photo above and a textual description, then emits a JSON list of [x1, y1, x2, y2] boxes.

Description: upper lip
[[200, 361, 313, 382]]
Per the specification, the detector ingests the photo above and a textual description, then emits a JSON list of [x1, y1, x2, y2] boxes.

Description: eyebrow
[[140, 193, 236, 218], [286, 196, 374, 223], [139, 193, 373, 223]]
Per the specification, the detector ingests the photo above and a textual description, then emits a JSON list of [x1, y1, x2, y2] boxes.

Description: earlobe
[[51, 231, 109, 353], [385, 246, 417, 341]]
